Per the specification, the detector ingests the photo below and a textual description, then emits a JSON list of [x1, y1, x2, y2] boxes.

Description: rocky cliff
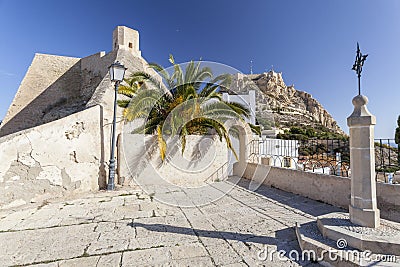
[[228, 71, 344, 134]]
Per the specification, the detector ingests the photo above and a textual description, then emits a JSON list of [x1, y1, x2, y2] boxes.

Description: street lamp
[[107, 61, 126, 190]]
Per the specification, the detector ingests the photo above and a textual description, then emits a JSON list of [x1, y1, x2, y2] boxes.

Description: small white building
[[222, 90, 256, 125], [222, 89, 300, 173]]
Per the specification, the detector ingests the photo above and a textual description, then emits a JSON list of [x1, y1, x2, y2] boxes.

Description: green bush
[[376, 166, 400, 173], [277, 126, 347, 141]]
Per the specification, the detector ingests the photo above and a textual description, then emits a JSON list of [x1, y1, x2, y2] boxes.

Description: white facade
[[222, 90, 256, 125]]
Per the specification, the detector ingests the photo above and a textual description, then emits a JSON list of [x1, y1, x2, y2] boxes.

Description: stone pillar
[[347, 95, 380, 228]]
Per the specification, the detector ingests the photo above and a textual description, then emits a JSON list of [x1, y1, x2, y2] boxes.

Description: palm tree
[[118, 55, 260, 161]]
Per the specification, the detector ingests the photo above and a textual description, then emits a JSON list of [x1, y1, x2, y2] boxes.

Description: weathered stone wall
[[112, 26, 141, 57], [0, 48, 160, 186], [0, 54, 81, 136], [0, 105, 104, 209], [118, 134, 228, 187], [376, 183, 400, 222], [240, 162, 400, 223], [79, 51, 108, 100]]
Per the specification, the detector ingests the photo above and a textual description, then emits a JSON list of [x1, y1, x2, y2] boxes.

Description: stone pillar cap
[[352, 95, 368, 107], [347, 95, 376, 126]]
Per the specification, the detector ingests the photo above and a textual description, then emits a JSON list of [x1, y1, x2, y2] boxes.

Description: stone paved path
[[0, 177, 343, 266]]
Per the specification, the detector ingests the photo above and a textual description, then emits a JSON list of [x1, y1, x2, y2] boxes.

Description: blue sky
[[0, 0, 399, 138]]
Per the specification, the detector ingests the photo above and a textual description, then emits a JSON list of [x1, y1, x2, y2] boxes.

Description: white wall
[[240, 162, 400, 223], [118, 134, 229, 187], [0, 106, 103, 209], [222, 90, 256, 125]]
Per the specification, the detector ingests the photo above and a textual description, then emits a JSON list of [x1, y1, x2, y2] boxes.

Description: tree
[[118, 55, 260, 161]]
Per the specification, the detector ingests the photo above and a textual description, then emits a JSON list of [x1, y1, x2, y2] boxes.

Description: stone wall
[[0, 47, 152, 189], [376, 183, 400, 222], [240, 162, 400, 223], [0, 105, 104, 209], [118, 134, 228, 187], [0, 54, 81, 137]]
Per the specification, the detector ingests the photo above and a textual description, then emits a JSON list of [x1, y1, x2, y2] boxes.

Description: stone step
[[295, 220, 400, 266]]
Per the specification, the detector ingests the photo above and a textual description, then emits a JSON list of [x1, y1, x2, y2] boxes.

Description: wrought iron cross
[[352, 42, 368, 95]]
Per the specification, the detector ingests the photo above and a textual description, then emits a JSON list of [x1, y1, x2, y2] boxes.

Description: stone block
[[349, 205, 380, 228], [121, 247, 171, 266], [349, 126, 375, 148], [169, 243, 208, 260]]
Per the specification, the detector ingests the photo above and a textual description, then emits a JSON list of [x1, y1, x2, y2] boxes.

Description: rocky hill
[[228, 71, 345, 135]]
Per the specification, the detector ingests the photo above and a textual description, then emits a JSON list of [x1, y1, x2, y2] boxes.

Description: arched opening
[[224, 119, 253, 177]]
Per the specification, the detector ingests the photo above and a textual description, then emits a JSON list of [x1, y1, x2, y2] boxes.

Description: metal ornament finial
[[250, 60, 253, 75], [352, 42, 368, 95]]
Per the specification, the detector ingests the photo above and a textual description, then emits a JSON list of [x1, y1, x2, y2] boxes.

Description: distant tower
[[112, 26, 141, 57]]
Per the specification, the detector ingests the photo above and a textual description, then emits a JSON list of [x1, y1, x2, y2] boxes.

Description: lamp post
[[107, 61, 126, 190]]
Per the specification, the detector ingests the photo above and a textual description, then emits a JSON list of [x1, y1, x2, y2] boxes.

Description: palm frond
[[199, 84, 220, 98], [118, 85, 136, 98], [223, 101, 251, 118], [179, 125, 188, 154], [182, 85, 197, 100], [248, 123, 261, 136], [201, 101, 244, 121], [157, 125, 167, 161], [222, 127, 238, 160], [123, 89, 163, 121], [228, 126, 240, 140], [169, 54, 175, 64], [184, 117, 238, 160], [172, 65, 184, 87], [129, 70, 168, 93], [193, 66, 212, 83], [148, 62, 171, 85], [131, 116, 163, 134], [184, 61, 196, 84], [211, 74, 232, 90], [117, 99, 130, 108]]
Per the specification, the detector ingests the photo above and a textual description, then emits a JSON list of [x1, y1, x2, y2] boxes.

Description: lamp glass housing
[[109, 61, 126, 82]]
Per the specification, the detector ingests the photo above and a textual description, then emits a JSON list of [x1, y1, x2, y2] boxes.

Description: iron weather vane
[[352, 42, 368, 95]]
